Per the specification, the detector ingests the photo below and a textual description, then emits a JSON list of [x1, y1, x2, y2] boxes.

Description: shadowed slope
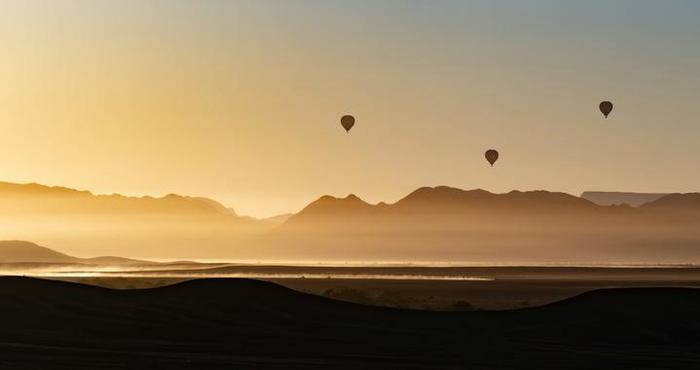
[[0, 241, 78, 263], [0, 240, 148, 265], [0, 277, 698, 369], [581, 191, 670, 207], [642, 193, 700, 214]]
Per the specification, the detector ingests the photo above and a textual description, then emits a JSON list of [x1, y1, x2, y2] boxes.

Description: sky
[[0, 0, 699, 217]]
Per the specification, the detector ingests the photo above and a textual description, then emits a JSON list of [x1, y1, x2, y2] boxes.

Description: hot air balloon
[[340, 115, 355, 133], [599, 101, 613, 118], [485, 149, 499, 167]]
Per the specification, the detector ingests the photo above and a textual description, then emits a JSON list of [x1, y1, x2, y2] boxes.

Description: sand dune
[[0, 277, 698, 369]]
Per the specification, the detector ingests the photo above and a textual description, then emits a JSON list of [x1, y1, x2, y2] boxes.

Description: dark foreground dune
[[0, 277, 698, 369]]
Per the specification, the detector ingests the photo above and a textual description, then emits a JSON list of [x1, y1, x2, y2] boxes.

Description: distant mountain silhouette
[[3, 181, 700, 263], [581, 191, 670, 207], [402, 186, 590, 206], [0, 181, 240, 217], [0, 181, 283, 258], [295, 187, 594, 216], [283, 187, 700, 232], [274, 186, 700, 263], [282, 186, 603, 233], [0, 240, 146, 265], [0, 277, 697, 369]]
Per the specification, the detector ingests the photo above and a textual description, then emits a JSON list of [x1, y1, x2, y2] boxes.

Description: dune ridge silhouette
[[0, 276, 697, 369]]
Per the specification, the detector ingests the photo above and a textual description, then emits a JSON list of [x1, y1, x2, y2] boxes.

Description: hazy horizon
[[2, 180, 699, 263], [0, 178, 683, 218]]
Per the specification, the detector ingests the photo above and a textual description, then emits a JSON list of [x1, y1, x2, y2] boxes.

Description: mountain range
[[0, 181, 286, 221], [1, 181, 699, 263], [269, 186, 699, 263], [0, 181, 288, 258]]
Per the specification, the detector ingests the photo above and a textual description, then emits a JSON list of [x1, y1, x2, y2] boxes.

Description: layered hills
[[2, 181, 700, 263], [0, 181, 286, 258], [274, 186, 700, 263]]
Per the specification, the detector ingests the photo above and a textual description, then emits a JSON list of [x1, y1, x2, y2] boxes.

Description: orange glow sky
[[1, 1, 699, 217]]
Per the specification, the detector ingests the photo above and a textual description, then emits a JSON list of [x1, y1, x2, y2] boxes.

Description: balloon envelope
[[599, 101, 613, 118], [340, 115, 355, 132], [485, 149, 499, 166]]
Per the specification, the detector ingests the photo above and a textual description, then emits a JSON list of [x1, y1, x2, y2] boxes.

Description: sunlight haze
[[1, 0, 698, 217]]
